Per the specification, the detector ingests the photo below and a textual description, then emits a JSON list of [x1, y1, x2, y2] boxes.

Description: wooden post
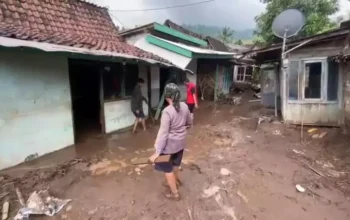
[[214, 64, 219, 101]]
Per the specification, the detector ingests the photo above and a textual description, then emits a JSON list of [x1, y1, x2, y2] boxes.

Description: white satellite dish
[[272, 9, 306, 58], [272, 9, 306, 39]]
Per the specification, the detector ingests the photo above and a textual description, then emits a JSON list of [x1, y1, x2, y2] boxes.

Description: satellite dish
[[272, 9, 306, 38]]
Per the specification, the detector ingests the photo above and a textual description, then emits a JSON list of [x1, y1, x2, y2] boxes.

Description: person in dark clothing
[[131, 78, 147, 133]]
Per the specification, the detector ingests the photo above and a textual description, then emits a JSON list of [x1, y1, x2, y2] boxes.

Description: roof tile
[[0, 0, 171, 64]]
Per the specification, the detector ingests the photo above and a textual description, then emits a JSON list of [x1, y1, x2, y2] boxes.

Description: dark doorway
[[159, 67, 171, 100], [68, 59, 101, 142]]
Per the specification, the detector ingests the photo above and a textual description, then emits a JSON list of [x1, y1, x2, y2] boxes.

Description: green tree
[[218, 26, 235, 44], [235, 39, 243, 45], [255, 0, 339, 45]]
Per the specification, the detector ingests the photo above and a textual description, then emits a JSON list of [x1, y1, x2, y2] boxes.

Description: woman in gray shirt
[[149, 83, 192, 200]]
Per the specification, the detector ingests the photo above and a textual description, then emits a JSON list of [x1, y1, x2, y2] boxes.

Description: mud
[[1, 96, 350, 220]]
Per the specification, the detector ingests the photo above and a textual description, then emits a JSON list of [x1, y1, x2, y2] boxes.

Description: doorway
[[68, 59, 102, 142]]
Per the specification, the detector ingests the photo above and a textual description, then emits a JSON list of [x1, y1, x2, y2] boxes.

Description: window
[[103, 63, 139, 101], [237, 67, 245, 81], [245, 66, 253, 81], [304, 61, 322, 99], [288, 58, 339, 101]]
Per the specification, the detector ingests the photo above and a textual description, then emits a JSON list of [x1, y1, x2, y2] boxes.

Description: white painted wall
[[150, 65, 160, 108], [125, 32, 147, 46], [104, 100, 148, 133], [186, 58, 197, 84], [104, 63, 149, 133], [0, 50, 74, 170]]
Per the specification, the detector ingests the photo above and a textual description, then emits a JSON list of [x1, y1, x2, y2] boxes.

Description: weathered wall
[[344, 62, 350, 126], [104, 100, 148, 133], [186, 58, 197, 84], [282, 41, 344, 126], [150, 65, 160, 108], [0, 50, 74, 169], [125, 32, 147, 45], [104, 63, 149, 133]]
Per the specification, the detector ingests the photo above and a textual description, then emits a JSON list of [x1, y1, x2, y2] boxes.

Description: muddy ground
[[1, 94, 350, 220]]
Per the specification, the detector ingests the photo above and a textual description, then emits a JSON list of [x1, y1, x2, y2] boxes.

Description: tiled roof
[[206, 36, 229, 52], [0, 0, 170, 63], [164, 19, 205, 40]]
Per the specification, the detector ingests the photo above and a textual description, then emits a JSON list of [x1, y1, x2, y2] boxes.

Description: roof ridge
[[75, 0, 108, 10]]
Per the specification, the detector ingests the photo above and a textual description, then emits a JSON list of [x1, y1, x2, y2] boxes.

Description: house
[[248, 23, 350, 126], [0, 0, 183, 169], [118, 20, 236, 102], [226, 44, 258, 83]]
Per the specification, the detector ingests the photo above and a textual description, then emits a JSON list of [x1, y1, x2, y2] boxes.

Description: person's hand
[[149, 153, 160, 163], [135, 110, 140, 114], [195, 104, 199, 109]]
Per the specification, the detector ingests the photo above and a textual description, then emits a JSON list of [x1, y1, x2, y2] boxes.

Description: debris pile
[[0, 159, 82, 219], [14, 190, 71, 220]]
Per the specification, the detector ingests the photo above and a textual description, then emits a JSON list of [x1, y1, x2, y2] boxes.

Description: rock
[[0, 176, 4, 183], [61, 214, 68, 220], [66, 205, 72, 212], [118, 147, 126, 151], [131, 200, 135, 205], [135, 167, 141, 172], [220, 168, 232, 176], [311, 134, 319, 139], [319, 132, 327, 138], [214, 139, 224, 146], [296, 184, 306, 193]]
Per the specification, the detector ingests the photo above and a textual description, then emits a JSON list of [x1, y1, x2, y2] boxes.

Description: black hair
[[137, 78, 145, 84]]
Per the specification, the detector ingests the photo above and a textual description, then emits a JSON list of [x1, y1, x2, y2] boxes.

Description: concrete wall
[[0, 50, 74, 169], [103, 63, 149, 133], [150, 65, 160, 108], [344, 62, 350, 126], [104, 100, 148, 133], [186, 58, 197, 84], [125, 32, 147, 46]]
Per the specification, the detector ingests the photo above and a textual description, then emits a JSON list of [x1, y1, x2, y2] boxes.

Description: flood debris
[[220, 168, 232, 176], [2, 199, 9, 220], [236, 190, 249, 203], [14, 190, 71, 220], [308, 128, 318, 133], [296, 184, 306, 193]]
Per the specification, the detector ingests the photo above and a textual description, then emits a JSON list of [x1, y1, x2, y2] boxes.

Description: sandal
[[164, 192, 181, 201]]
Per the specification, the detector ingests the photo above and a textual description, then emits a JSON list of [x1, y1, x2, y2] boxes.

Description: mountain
[[182, 24, 254, 41]]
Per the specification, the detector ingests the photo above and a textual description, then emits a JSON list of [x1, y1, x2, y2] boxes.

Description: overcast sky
[[90, 0, 350, 30]]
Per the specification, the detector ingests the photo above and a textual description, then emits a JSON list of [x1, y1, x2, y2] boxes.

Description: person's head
[[137, 78, 145, 87], [164, 83, 181, 112]]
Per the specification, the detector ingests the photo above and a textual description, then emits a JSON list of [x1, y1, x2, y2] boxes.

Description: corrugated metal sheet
[[134, 35, 192, 70], [151, 36, 236, 56]]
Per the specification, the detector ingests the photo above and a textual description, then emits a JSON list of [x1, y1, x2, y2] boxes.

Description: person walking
[[131, 78, 147, 133], [184, 78, 198, 122], [149, 83, 192, 200]]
